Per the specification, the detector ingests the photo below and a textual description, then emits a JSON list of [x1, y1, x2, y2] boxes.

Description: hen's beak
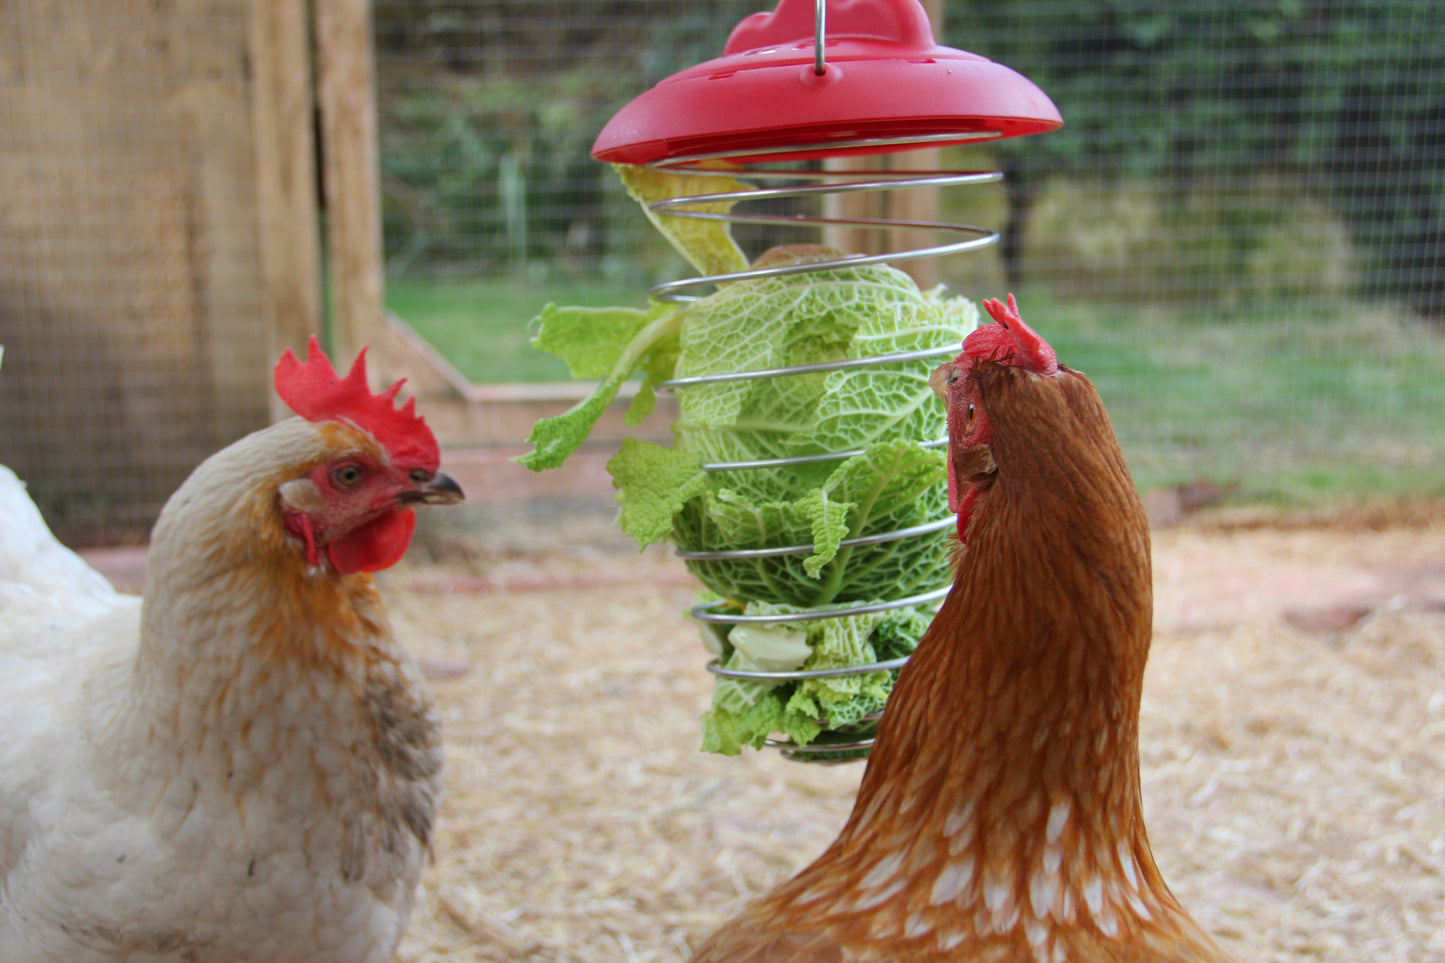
[[929, 362, 956, 403], [402, 470, 465, 506]]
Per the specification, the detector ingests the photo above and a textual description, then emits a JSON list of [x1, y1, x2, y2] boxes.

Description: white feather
[[0, 429, 440, 963]]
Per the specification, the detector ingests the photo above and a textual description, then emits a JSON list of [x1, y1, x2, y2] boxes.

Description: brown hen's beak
[[929, 362, 955, 402], [402, 470, 465, 506]]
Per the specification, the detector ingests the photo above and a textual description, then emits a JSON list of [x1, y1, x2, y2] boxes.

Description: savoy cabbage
[[519, 167, 977, 755]]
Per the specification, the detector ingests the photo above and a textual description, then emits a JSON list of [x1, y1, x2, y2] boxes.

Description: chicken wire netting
[[1, 1, 1440, 544], [0, 0, 271, 542], [375, 0, 1444, 505]]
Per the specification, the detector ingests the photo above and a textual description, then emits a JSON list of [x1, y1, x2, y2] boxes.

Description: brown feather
[[690, 362, 1236, 963]]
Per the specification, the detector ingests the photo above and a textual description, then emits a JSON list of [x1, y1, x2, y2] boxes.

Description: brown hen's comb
[[962, 293, 1059, 376], [274, 335, 440, 471]]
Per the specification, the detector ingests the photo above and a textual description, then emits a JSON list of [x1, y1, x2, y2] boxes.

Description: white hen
[[0, 339, 464, 962]]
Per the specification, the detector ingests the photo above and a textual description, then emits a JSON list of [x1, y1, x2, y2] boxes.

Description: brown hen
[[688, 295, 1238, 963]]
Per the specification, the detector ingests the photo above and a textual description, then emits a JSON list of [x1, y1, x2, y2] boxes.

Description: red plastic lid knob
[[593, 0, 1062, 165]]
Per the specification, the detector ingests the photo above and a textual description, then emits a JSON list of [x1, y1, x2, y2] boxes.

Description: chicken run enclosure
[[2, 0, 1443, 536], [1, 1, 1444, 961]]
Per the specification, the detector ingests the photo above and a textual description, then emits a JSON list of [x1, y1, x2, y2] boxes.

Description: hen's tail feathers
[[0, 465, 124, 645]]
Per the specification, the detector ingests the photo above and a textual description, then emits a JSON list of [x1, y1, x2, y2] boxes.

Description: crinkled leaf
[[700, 600, 933, 752], [702, 685, 821, 756], [799, 486, 849, 577], [519, 304, 684, 471], [673, 267, 872, 429], [627, 329, 682, 426], [607, 438, 707, 548], [668, 442, 949, 605], [521, 246, 978, 754], [803, 292, 976, 454], [821, 442, 949, 534], [700, 484, 855, 578], [529, 302, 669, 378], [518, 372, 631, 471], [614, 163, 751, 278]]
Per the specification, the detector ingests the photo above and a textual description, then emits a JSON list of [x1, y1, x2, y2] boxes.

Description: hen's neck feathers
[[859, 364, 1153, 853], [738, 364, 1230, 961], [136, 421, 376, 668], [110, 419, 437, 824]]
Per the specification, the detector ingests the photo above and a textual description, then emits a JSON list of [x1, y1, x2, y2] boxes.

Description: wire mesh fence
[[374, 1, 1443, 308], [374, 0, 1444, 505], [0, 0, 271, 541], [1, 1, 1440, 542]]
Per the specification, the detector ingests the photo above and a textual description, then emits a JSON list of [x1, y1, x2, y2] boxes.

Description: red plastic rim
[[592, 0, 1062, 165]]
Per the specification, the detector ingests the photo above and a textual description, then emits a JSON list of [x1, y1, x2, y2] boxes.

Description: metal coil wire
[[646, 131, 998, 761], [662, 325, 962, 762], [643, 158, 1003, 304]]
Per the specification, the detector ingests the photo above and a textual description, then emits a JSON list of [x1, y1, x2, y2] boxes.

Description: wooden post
[[314, 0, 387, 374], [250, 0, 323, 421], [885, 148, 941, 291], [821, 0, 942, 290]]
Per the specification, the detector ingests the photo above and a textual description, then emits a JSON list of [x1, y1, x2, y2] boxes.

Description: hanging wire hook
[[814, 0, 827, 75]]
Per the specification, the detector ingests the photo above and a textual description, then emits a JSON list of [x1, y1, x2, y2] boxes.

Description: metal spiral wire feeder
[[592, 0, 1060, 761]]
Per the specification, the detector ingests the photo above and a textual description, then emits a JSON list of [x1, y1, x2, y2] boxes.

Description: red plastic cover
[[593, 0, 1062, 165]]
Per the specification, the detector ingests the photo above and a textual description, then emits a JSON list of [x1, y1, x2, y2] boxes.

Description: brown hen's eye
[[331, 464, 363, 488]]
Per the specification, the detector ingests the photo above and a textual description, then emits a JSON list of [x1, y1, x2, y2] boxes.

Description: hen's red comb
[[274, 336, 439, 471], [961, 293, 1059, 376]]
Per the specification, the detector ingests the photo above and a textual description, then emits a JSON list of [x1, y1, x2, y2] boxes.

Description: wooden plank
[[381, 313, 472, 399], [179, 0, 277, 445], [0, 0, 273, 538], [822, 152, 940, 290], [314, 0, 387, 375], [249, 0, 323, 421]]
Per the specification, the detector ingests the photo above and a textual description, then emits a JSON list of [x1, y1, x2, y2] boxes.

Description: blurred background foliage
[[372, 0, 1444, 505], [374, 0, 1442, 314], [5, 1, 1436, 542]]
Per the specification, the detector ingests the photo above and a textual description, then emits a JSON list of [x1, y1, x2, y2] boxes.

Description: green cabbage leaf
[[702, 601, 936, 756], [519, 167, 976, 754]]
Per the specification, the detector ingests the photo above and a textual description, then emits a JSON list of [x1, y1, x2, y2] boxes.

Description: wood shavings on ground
[[389, 501, 1445, 962]]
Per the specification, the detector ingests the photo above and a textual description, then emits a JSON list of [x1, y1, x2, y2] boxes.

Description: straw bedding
[[389, 501, 1444, 962]]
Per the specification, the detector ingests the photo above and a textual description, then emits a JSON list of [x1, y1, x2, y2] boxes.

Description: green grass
[[389, 277, 1445, 505], [387, 277, 647, 383], [1025, 292, 1445, 502]]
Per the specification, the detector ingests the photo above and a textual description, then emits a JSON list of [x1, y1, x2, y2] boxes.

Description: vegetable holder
[[592, 0, 1060, 761]]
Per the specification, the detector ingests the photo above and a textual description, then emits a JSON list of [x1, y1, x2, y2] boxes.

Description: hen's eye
[[967, 404, 975, 424], [331, 464, 363, 488]]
